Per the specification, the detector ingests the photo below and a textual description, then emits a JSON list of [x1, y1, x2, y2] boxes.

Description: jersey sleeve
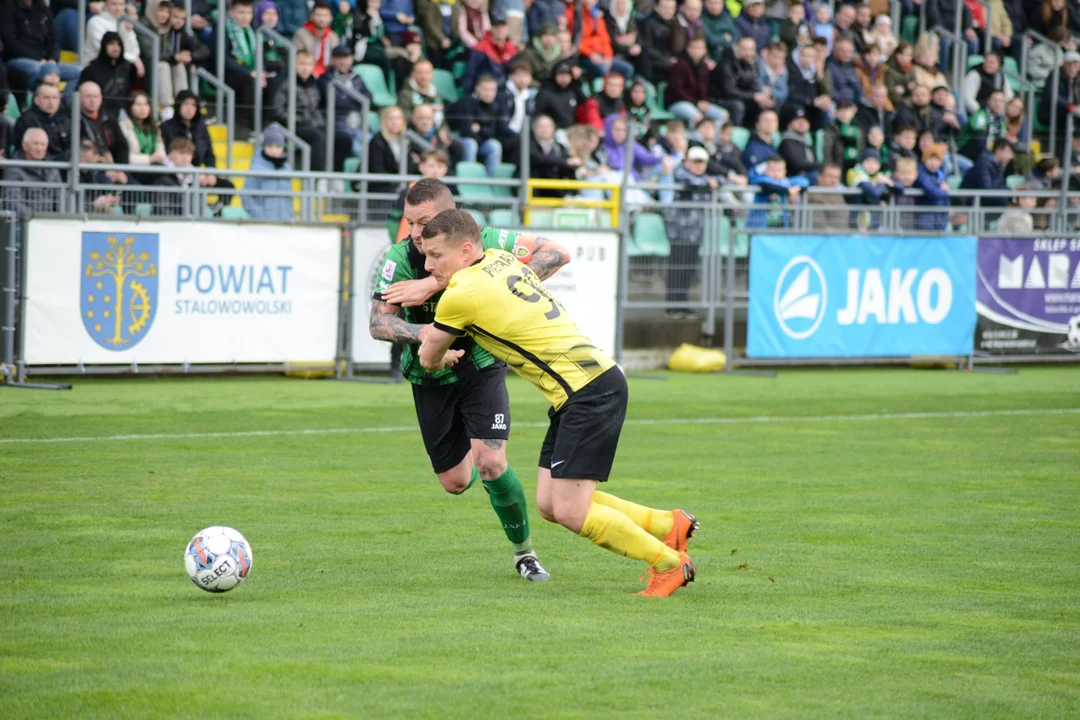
[[372, 242, 415, 300], [433, 281, 477, 336], [480, 226, 521, 253]]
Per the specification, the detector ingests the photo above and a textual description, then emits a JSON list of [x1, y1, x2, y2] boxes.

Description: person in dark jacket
[[822, 97, 862, 175], [0, 0, 82, 94], [960, 138, 1015, 206], [211, 0, 259, 133], [777, 104, 818, 181], [533, 60, 583, 129], [856, 83, 894, 138], [319, 46, 374, 158], [712, 36, 768, 127], [529, 114, 577, 196], [595, 71, 628, 119], [367, 104, 408, 194], [12, 82, 70, 160], [787, 43, 831, 131], [915, 142, 951, 230], [271, 50, 352, 172], [637, 0, 676, 84], [735, 0, 770, 53], [926, 0, 978, 70], [824, 38, 863, 106], [160, 90, 237, 206], [78, 80, 129, 165], [665, 37, 726, 126], [408, 103, 464, 169], [447, 74, 504, 176], [742, 108, 779, 170], [78, 32, 135, 118], [1037, 50, 1080, 151]]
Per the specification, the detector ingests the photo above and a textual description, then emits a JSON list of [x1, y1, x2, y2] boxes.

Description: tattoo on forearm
[[527, 249, 564, 280], [482, 438, 505, 450], [369, 300, 423, 344]]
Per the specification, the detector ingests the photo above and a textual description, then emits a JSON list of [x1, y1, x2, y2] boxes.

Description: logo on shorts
[[491, 413, 507, 430], [550, 460, 565, 468]]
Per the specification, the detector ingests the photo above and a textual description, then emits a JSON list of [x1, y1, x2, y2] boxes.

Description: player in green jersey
[[369, 178, 571, 582]]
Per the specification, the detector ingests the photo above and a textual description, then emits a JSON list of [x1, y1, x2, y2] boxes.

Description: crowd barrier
[[2, 198, 1079, 388]]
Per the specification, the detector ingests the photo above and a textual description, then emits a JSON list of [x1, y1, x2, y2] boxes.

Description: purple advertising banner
[[976, 237, 1080, 355]]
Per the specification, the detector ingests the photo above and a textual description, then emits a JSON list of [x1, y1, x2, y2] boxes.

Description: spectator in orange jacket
[[566, 0, 634, 78]]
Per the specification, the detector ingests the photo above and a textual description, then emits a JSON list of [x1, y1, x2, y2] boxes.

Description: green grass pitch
[[2, 368, 1079, 719]]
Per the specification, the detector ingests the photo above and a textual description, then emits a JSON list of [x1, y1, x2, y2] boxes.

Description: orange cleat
[[662, 509, 699, 553], [635, 552, 696, 597]]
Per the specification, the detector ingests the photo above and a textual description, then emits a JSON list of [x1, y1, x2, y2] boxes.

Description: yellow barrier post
[[524, 179, 623, 228]]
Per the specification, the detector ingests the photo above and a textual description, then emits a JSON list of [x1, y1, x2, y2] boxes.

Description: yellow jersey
[[433, 249, 616, 409]]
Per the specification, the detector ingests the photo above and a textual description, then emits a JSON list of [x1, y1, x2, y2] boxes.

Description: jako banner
[[976, 237, 1080, 355], [24, 219, 341, 365], [748, 234, 977, 358]]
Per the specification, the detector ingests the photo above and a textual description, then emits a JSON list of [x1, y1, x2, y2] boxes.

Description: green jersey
[[373, 226, 523, 386]]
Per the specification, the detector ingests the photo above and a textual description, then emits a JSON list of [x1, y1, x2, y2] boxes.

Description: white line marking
[[2, 408, 1078, 446]]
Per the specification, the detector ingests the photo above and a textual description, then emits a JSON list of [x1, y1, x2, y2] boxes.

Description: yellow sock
[[592, 491, 674, 540], [579, 502, 681, 572]]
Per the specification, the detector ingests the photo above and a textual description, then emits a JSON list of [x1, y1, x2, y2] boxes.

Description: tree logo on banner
[[81, 233, 159, 351], [774, 255, 827, 340]]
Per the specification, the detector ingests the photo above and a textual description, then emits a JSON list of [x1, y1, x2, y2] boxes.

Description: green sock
[[467, 466, 480, 491], [481, 466, 534, 556]]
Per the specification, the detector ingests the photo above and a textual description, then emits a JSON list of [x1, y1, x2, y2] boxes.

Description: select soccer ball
[[185, 526, 253, 593], [1067, 314, 1080, 348]]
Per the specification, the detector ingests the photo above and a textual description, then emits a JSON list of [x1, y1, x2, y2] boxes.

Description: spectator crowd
[[0, 0, 1078, 227]]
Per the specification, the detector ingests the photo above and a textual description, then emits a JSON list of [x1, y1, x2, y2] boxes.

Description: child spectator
[[293, 1, 339, 78], [823, 97, 862, 174], [865, 124, 888, 167], [915, 142, 951, 230], [812, 2, 833, 56], [242, 123, 295, 221], [153, 136, 196, 216], [666, 37, 727, 126], [779, 0, 812, 52], [625, 81, 654, 140], [890, 156, 920, 229], [889, 123, 918, 172], [748, 154, 808, 227], [847, 147, 895, 228]]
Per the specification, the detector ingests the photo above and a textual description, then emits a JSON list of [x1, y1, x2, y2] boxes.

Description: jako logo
[[774, 256, 827, 339], [836, 269, 952, 326]]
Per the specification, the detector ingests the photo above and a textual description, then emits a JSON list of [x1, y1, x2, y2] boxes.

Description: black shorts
[[539, 366, 628, 482], [412, 365, 511, 474]]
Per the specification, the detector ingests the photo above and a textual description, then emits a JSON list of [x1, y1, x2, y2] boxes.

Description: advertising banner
[[351, 228, 619, 365], [748, 234, 977, 358], [24, 219, 341, 365], [976, 237, 1080, 355]]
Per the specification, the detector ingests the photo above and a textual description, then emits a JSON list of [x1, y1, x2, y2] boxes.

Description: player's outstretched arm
[[369, 299, 425, 344], [418, 325, 457, 373], [380, 276, 442, 307], [512, 234, 571, 280]]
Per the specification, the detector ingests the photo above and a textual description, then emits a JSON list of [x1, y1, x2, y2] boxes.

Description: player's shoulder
[[480, 226, 519, 251]]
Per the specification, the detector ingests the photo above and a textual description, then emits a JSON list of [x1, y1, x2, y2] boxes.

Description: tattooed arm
[[369, 298, 424, 344], [509, 234, 572, 280]]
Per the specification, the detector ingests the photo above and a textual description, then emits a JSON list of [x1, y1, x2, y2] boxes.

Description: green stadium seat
[[433, 68, 461, 103], [134, 203, 153, 217], [643, 80, 676, 121], [966, 54, 983, 71], [492, 163, 517, 197], [630, 212, 671, 257], [454, 161, 496, 198], [343, 157, 361, 174], [815, 129, 825, 164], [947, 174, 963, 190], [221, 206, 250, 219], [901, 15, 918, 44], [368, 110, 380, 134], [731, 126, 751, 151], [592, 77, 604, 94], [1006, 174, 1026, 189], [354, 65, 397, 107], [529, 211, 554, 227], [487, 208, 517, 227], [466, 208, 487, 225]]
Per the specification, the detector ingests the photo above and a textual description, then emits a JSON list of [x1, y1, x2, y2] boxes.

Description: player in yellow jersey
[[416, 210, 698, 597]]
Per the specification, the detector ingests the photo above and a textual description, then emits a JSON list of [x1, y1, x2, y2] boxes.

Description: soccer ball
[[185, 526, 253, 593], [1067, 315, 1080, 348]]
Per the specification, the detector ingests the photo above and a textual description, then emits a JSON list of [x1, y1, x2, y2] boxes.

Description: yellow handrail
[[524, 179, 622, 229]]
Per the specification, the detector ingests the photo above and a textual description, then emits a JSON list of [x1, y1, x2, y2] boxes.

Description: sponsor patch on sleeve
[[514, 243, 530, 258], [381, 259, 397, 283]]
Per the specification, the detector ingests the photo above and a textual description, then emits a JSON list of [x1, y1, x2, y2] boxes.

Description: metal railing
[[254, 26, 298, 144], [326, 77, 372, 174], [195, 68, 235, 169], [129, 18, 162, 120], [1021, 29, 1063, 153]]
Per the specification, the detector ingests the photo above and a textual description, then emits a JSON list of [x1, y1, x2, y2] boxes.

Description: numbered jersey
[[434, 249, 616, 409]]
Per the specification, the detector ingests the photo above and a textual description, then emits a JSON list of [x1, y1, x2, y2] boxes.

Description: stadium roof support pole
[[78, 2, 85, 68], [195, 68, 235, 168], [216, 0, 226, 122], [253, 27, 297, 163], [325, 78, 371, 182], [0, 216, 71, 391], [519, 119, 529, 205], [1060, 111, 1077, 232], [953, 6, 964, 94], [185, 0, 192, 34]]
